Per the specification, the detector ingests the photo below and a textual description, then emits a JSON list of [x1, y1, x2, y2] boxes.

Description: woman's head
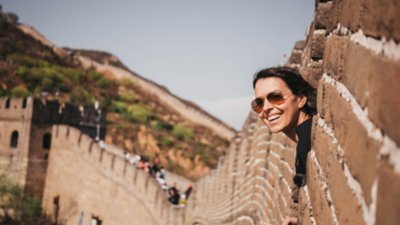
[[252, 66, 316, 136]]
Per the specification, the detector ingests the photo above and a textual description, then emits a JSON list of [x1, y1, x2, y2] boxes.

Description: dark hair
[[252, 66, 317, 116]]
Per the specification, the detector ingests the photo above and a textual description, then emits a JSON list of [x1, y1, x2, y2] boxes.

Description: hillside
[[0, 12, 236, 180]]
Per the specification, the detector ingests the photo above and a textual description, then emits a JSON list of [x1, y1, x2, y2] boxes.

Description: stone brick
[[307, 156, 337, 225], [330, 0, 400, 41], [300, 59, 323, 88], [360, 0, 400, 41], [325, 35, 400, 145], [339, 37, 376, 105], [301, 203, 313, 225], [376, 159, 400, 225], [364, 57, 400, 146], [319, 82, 381, 204], [311, 30, 327, 61], [323, 35, 346, 84], [314, 1, 334, 30], [333, 0, 363, 33], [312, 124, 339, 181], [288, 51, 303, 65], [313, 125, 366, 225], [281, 161, 294, 187]]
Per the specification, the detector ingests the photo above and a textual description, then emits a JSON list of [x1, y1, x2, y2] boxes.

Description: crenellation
[[78, 132, 93, 154], [102, 150, 114, 171], [2, 0, 399, 223], [0, 97, 33, 119]]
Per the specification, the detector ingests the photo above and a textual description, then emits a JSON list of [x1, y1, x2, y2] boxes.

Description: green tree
[[0, 175, 53, 225]]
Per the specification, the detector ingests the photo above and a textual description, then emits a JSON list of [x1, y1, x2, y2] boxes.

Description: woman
[[251, 67, 316, 225]]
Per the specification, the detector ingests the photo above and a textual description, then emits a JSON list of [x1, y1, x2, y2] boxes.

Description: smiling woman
[[251, 66, 316, 225], [252, 67, 316, 140]]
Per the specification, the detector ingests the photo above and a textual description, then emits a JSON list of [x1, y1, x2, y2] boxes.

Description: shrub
[[0, 176, 53, 224], [10, 86, 30, 97], [119, 92, 136, 102], [123, 104, 153, 123], [70, 86, 95, 106], [172, 124, 194, 141], [150, 119, 173, 131], [110, 100, 128, 113], [157, 135, 174, 148]]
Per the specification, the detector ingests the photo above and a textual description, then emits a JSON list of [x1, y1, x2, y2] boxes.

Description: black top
[[293, 117, 313, 187]]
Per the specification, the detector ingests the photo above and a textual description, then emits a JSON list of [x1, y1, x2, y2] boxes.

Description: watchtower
[[0, 97, 107, 197]]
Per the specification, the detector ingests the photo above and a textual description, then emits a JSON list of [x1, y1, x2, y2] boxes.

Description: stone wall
[[2, 1, 399, 224], [188, 1, 400, 225], [0, 97, 33, 187], [42, 125, 188, 225], [0, 97, 107, 197]]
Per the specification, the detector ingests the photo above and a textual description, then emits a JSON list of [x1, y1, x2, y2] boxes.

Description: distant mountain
[[0, 12, 236, 180]]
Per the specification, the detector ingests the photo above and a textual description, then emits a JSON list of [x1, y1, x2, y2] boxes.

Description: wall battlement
[[4, 1, 399, 224], [0, 97, 106, 139], [44, 125, 190, 225], [0, 97, 32, 120]]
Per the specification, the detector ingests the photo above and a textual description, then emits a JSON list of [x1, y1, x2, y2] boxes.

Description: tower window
[[5, 98, 10, 109], [10, 131, 18, 148], [43, 133, 52, 150], [22, 98, 27, 108]]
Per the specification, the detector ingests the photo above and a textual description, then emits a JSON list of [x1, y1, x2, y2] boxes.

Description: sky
[[1, 0, 315, 130]]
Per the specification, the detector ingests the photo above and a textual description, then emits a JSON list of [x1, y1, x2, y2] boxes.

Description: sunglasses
[[251, 91, 293, 113]]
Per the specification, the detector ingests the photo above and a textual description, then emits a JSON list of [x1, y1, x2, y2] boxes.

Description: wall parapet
[[189, 1, 400, 225], [45, 125, 189, 225]]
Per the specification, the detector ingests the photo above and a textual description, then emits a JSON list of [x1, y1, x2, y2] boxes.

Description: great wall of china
[[1, 1, 399, 225], [190, 1, 400, 225]]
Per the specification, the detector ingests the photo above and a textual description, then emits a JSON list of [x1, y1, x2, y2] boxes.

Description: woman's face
[[253, 77, 306, 134]]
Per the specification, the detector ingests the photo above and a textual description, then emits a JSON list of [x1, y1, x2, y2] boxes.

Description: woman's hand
[[282, 217, 298, 225]]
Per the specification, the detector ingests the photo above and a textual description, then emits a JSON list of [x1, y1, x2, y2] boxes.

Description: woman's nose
[[259, 99, 273, 117], [262, 98, 274, 111]]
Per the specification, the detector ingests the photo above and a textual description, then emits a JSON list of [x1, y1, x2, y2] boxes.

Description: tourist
[[167, 182, 180, 205], [252, 67, 316, 225]]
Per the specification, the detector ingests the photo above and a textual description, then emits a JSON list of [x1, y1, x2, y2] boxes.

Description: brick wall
[[42, 125, 188, 225], [0, 98, 33, 187], [188, 1, 400, 225], [2, 1, 399, 224]]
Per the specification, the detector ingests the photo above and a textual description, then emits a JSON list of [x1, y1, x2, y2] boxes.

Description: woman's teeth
[[268, 114, 281, 121]]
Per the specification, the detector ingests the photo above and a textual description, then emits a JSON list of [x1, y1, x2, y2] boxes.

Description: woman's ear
[[298, 94, 308, 108]]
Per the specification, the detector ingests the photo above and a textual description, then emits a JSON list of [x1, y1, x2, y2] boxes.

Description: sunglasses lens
[[267, 93, 285, 105], [251, 98, 264, 113]]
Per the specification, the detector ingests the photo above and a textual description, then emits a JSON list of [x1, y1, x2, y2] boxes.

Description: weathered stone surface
[[360, 0, 400, 41], [324, 35, 400, 145], [313, 125, 366, 225], [314, 1, 334, 30], [311, 30, 327, 61], [307, 157, 337, 225], [376, 159, 400, 225], [323, 35, 346, 83], [319, 82, 381, 204], [326, 0, 400, 41]]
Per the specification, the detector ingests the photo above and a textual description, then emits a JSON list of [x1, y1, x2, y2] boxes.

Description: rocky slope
[[0, 12, 236, 180]]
